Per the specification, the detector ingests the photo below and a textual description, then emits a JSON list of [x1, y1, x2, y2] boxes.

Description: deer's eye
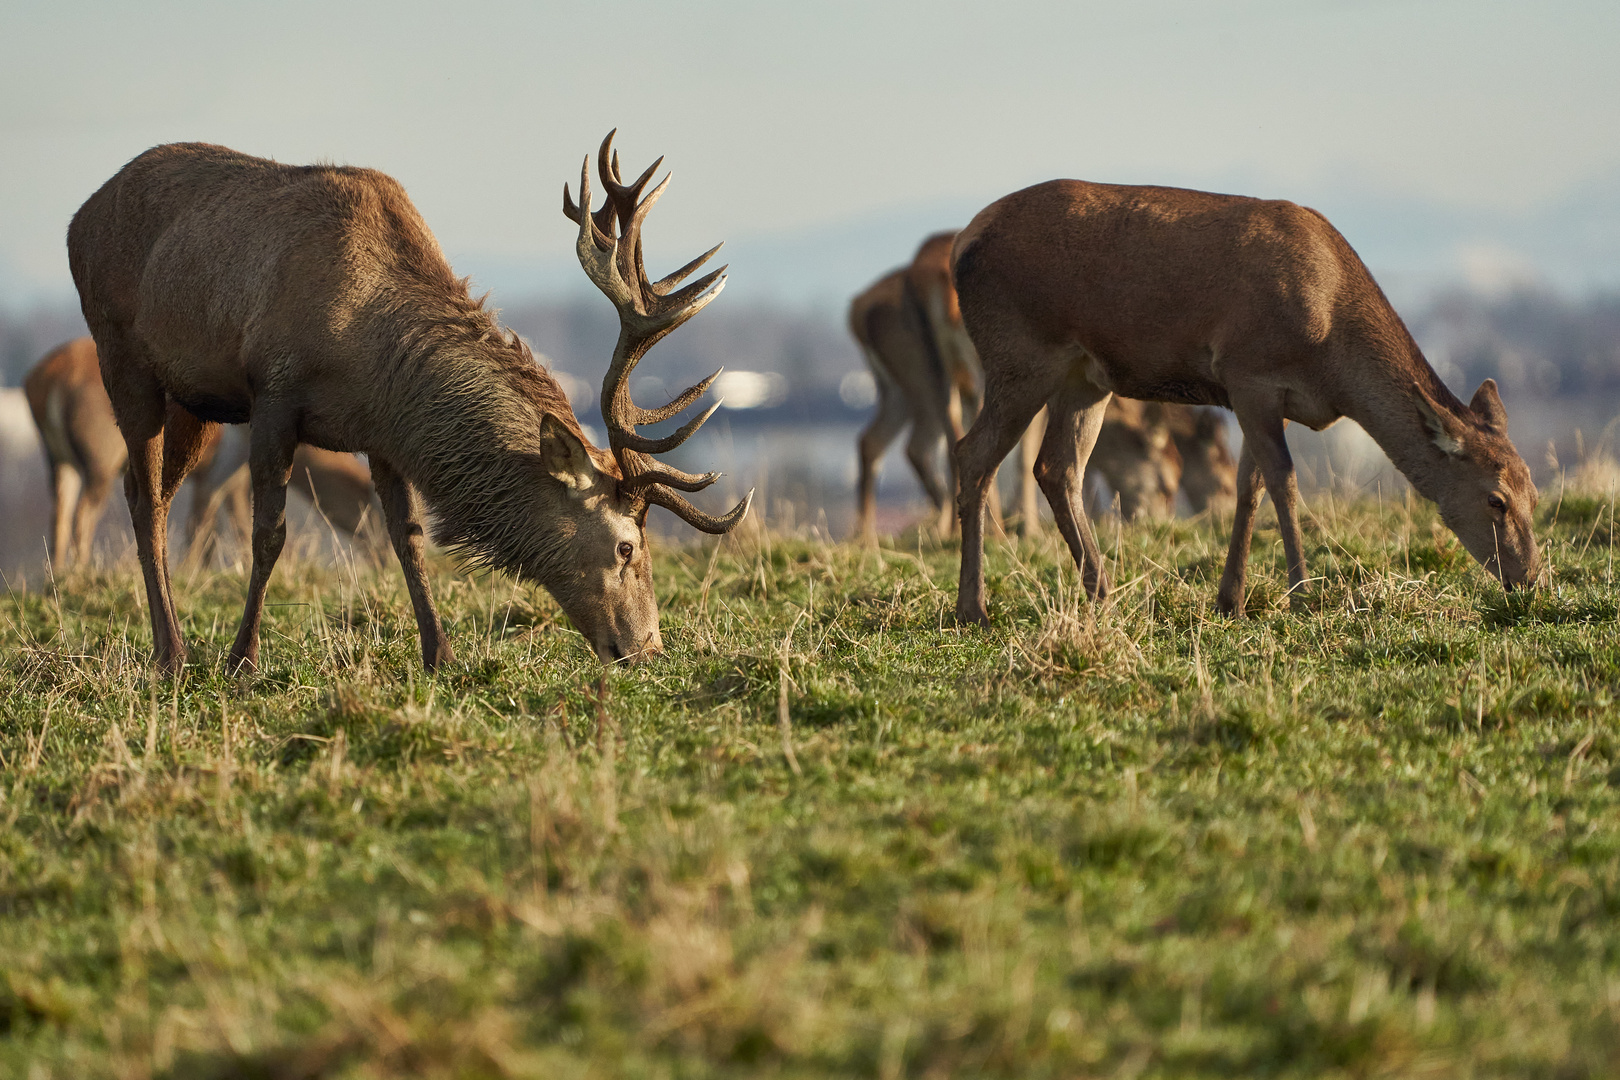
[[617, 541, 635, 562], [1487, 494, 1507, 512]]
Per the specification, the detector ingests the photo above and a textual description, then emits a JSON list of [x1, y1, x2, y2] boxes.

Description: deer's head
[[1417, 378, 1540, 589], [548, 132, 752, 663]]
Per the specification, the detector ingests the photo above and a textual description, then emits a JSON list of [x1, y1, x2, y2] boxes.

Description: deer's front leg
[[954, 393, 1049, 626], [1216, 442, 1263, 615], [227, 419, 296, 673], [1224, 400, 1308, 611], [370, 458, 453, 670]]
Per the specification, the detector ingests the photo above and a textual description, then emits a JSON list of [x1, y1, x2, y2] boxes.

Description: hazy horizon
[[3, 0, 1618, 311]]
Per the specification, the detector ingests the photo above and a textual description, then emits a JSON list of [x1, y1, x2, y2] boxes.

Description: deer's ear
[[1414, 388, 1465, 457], [538, 415, 599, 492], [1470, 378, 1508, 433]]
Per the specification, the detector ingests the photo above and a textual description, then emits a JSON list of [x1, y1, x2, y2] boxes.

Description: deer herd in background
[[28, 129, 1542, 674], [25, 336, 381, 570]]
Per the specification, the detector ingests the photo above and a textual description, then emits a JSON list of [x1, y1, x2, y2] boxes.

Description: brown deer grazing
[[950, 179, 1539, 622], [849, 268, 956, 538], [25, 337, 380, 568], [849, 232, 993, 540], [68, 134, 748, 674], [23, 337, 140, 568]]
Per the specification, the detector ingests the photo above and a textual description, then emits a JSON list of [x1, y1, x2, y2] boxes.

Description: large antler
[[563, 131, 751, 534]]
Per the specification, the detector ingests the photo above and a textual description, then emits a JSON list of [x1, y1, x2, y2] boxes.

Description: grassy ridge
[[3, 491, 1620, 1078]]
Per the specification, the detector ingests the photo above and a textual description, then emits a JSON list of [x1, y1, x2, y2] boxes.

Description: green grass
[[3, 490, 1620, 1078]]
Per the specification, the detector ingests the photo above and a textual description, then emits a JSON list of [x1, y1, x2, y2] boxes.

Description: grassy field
[[3, 482, 1620, 1079]]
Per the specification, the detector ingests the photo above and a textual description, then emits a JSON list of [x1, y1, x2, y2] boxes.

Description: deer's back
[[952, 179, 1387, 405], [68, 143, 459, 428]]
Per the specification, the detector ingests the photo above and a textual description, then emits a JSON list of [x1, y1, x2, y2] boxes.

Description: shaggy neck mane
[[370, 285, 605, 581]]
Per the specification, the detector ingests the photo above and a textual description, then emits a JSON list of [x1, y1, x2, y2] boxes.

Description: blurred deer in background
[[950, 178, 1539, 623], [1165, 404, 1239, 515], [849, 268, 957, 539], [1089, 398, 1182, 521], [67, 133, 747, 674], [23, 337, 140, 568], [24, 337, 380, 569]]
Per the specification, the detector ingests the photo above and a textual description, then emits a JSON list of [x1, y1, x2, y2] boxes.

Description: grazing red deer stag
[[25, 337, 380, 568], [68, 134, 748, 674], [950, 179, 1539, 622]]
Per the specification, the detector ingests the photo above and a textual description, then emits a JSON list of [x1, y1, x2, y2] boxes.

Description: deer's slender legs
[[855, 372, 909, 543], [1037, 387, 1114, 601], [226, 417, 296, 673], [1218, 400, 1308, 613], [370, 457, 453, 670], [954, 360, 1063, 625], [1216, 442, 1264, 615], [50, 464, 82, 568]]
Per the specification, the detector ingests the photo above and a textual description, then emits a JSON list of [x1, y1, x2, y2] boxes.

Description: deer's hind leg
[[70, 469, 117, 569], [856, 371, 908, 543], [1216, 442, 1264, 615], [904, 406, 953, 534], [97, 346, 186, 673], [1035, 383, 1114, 601]]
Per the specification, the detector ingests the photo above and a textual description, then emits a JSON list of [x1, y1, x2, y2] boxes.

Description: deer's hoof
[[955, 602, 992, 628]]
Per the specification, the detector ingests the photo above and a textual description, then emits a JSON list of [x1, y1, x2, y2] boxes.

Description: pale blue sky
[[2, 0, 1617, 307]]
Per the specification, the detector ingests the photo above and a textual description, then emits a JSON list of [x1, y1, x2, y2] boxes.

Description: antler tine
[[617, 464, 722, 493], [563, 157, 615, 256], [644, 486, 755, 535], [659, 266, 727, 316], [654, 242, 724, 294], [632, 369, 721, 426], [615, 400, 722, 456], [597, 131, 662, 222]]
